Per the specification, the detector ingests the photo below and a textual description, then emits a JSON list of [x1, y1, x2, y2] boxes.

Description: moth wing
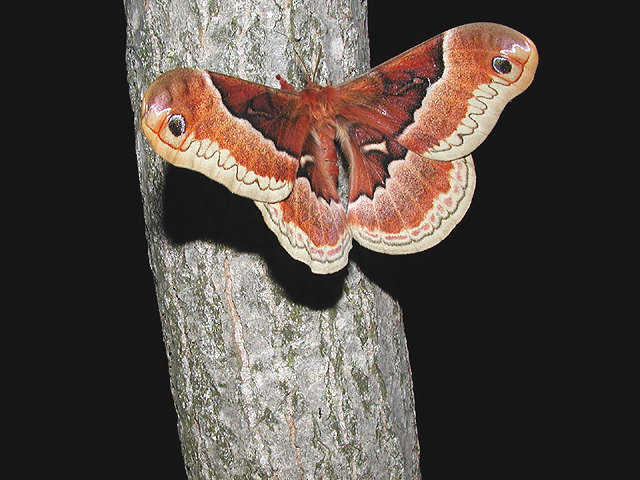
[[341, 121, 476, 254], [255, 182, 351, 274], [337, 22, 538, 161], [141, 69, 306, 203], [337, 22, 536, 254]]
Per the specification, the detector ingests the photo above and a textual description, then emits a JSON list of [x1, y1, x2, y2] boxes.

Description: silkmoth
[[141, 22, 538, 274]]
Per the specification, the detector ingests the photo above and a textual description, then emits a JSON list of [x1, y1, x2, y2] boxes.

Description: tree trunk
[[124, 0, 420, 478]]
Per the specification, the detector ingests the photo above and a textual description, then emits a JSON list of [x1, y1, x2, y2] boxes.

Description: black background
[[45, 2, 625, 479]]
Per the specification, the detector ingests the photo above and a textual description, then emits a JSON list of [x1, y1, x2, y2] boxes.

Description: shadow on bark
[[163, 165, 348, 309]]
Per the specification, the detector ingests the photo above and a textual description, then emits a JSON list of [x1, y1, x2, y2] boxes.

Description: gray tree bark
[[125, 1, 420, 478]]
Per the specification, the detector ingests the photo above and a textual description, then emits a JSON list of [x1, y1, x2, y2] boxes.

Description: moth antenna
[[311, 45, 322, 83], [292, 45, 313, 84]]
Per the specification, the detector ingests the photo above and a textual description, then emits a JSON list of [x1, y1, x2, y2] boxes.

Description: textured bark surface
[[125, 0, 420, 478]]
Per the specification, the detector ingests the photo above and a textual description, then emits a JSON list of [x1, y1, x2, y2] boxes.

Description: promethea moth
[[141, 22, 538, 274]]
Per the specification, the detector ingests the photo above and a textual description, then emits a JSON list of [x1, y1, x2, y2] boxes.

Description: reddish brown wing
[[141, 69, 302, 203], [337, 22, 538, 161], [255, 178, 351, 274], [336, 23, 537, 254], [346, 145, 476, 254], [207, 72, 312, 159], [340, 120, 476, 254]]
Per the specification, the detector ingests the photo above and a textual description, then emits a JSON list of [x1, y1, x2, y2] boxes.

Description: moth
[[141, 22, 538, 274]]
